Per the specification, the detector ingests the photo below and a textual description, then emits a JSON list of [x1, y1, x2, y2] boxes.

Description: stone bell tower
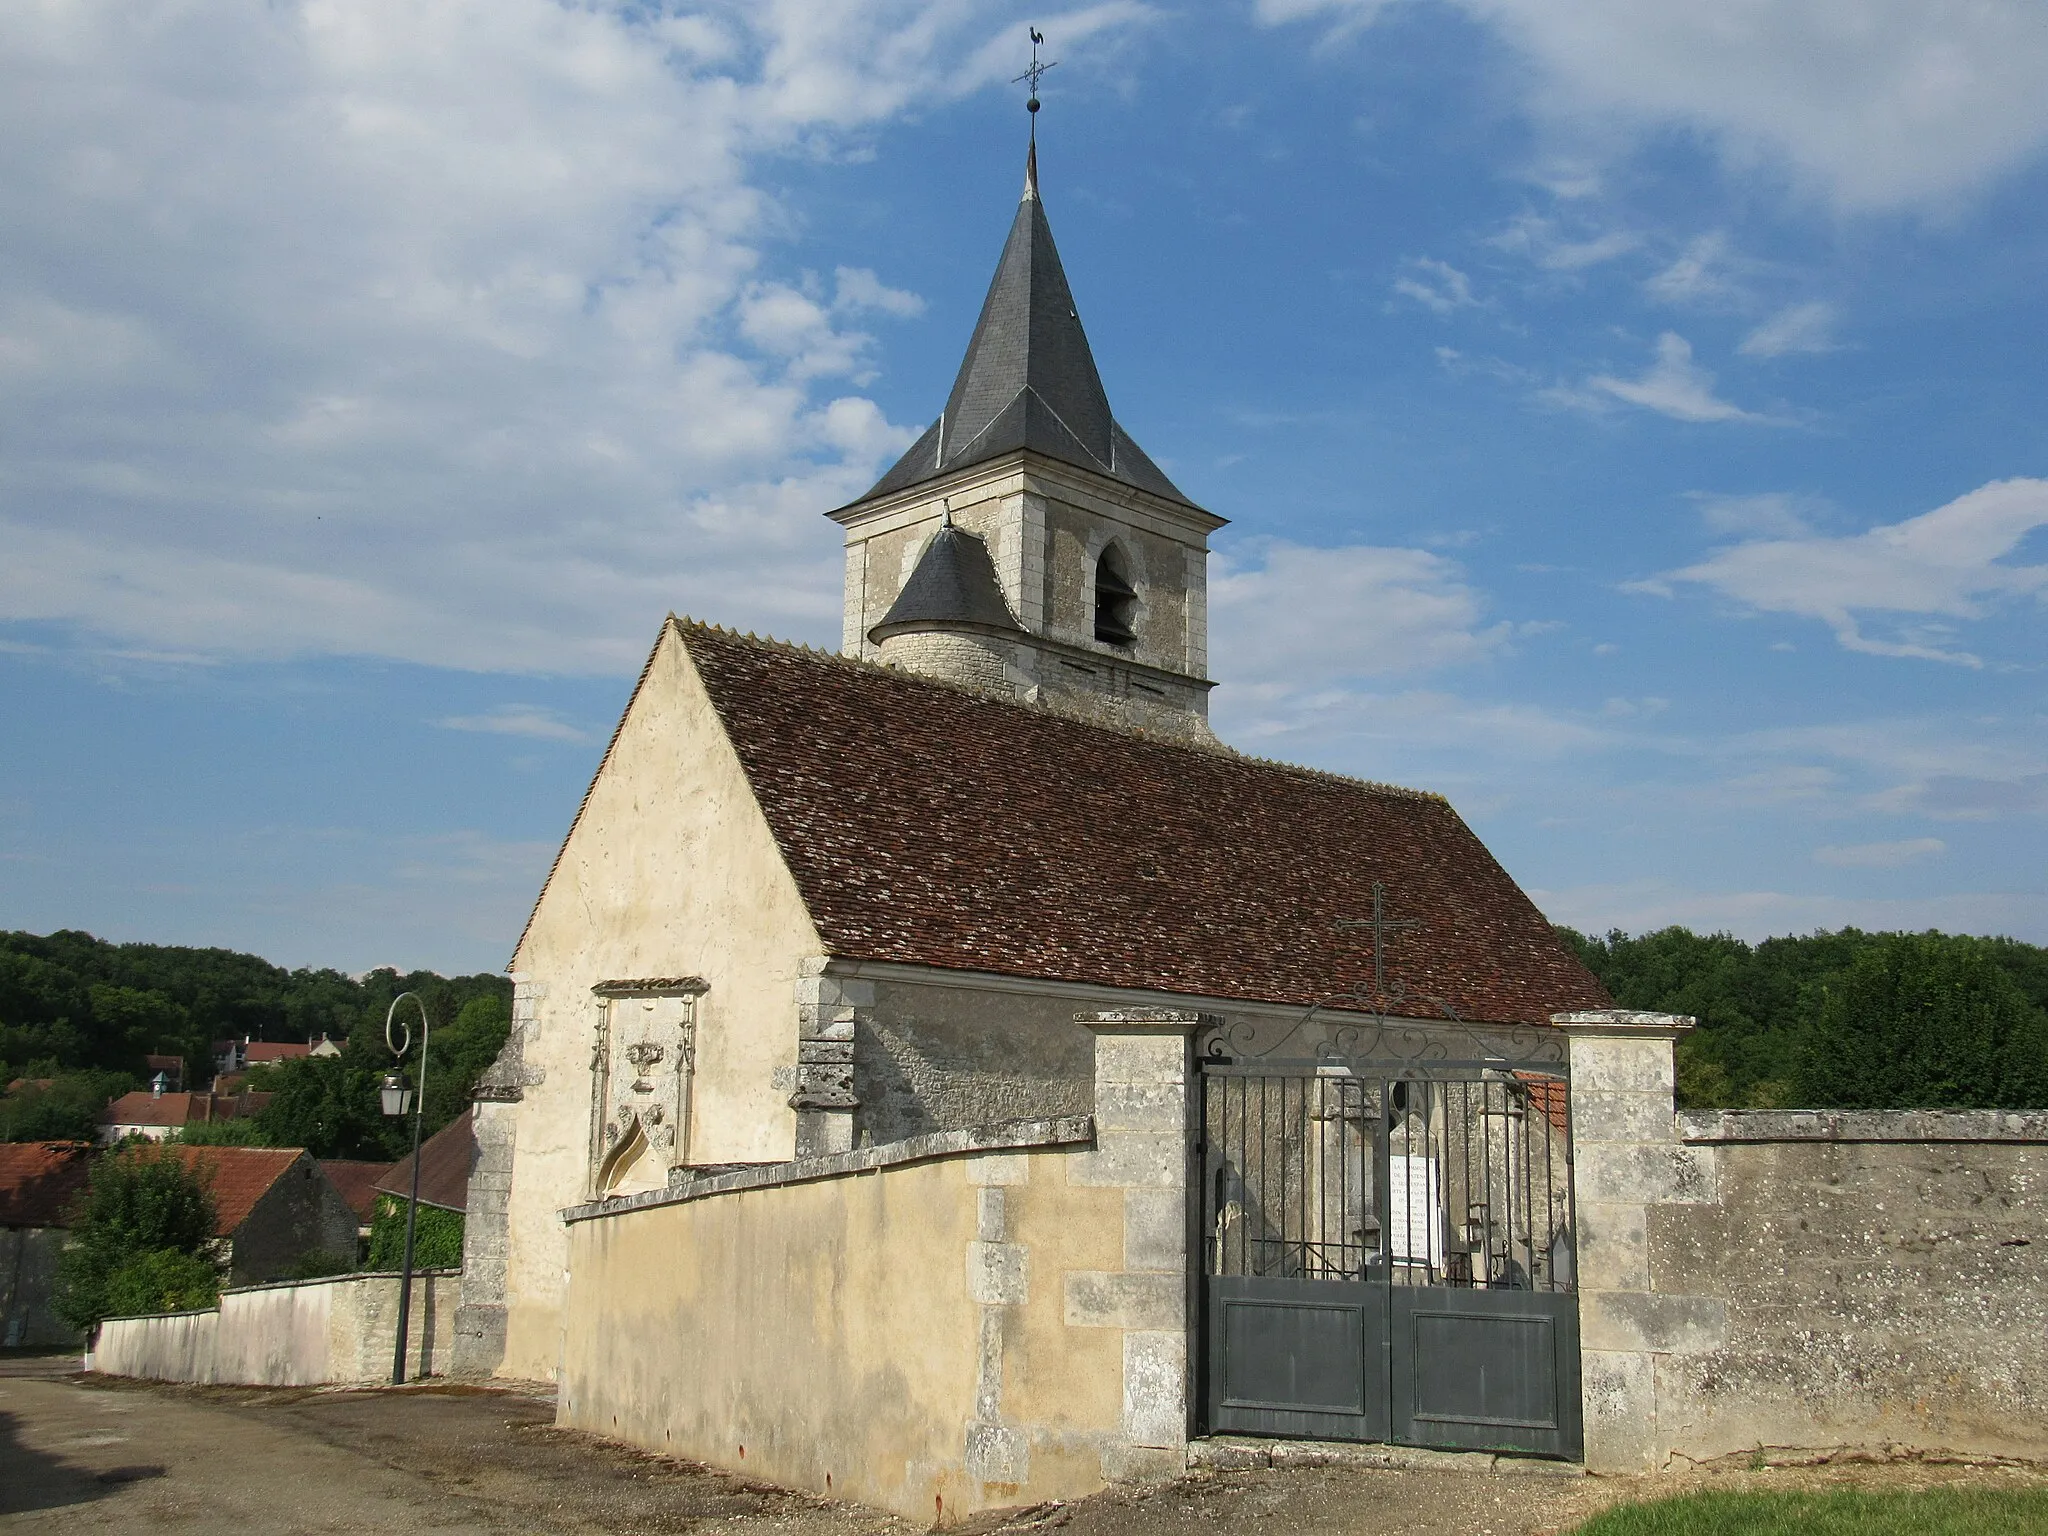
[[827, 146, 1226, 744]]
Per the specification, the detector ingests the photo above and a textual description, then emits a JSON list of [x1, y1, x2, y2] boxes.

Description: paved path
[[4, 1357, 2043, 1536]]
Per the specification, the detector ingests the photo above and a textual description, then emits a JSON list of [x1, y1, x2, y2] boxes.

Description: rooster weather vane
[[1013, 27, 1057, 140]]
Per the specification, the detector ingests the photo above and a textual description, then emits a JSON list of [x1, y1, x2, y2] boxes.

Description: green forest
[[6, 924, 2048, 1153], [0, 929, 510, 1157], [1561, 925, 2048, 1110]]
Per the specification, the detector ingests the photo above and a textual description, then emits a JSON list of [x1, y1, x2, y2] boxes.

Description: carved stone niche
[[588, 977, 708, 1199]]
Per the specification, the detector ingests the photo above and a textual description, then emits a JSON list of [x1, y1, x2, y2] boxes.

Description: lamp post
[[380, 991, 431, 1386]]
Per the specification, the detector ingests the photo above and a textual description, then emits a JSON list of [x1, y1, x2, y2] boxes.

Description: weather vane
[[1012, 27, 1057, 135]]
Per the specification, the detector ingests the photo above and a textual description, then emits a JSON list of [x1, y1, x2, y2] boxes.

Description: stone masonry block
[[1065, 1271, 1183, 1331], [1100, 1443, 1185, 1486], [797, 1038, 854, 1065], [1123, 1189, 1185, 1273], [978, 1187, 1006, 1243], [1067, 1132, 1184, 1189], [965, 1154, 1031, 1187], [1572, 1089, 1679, 1146], [1581, 1290, 1729, 1356], [1568, 1039, 1676, 1096], [1575, 1201, 1649, 1293], [1581, 1349, 1659, 1473], [1123, 1330, 1187, 1448], [1094, 1082, 1186, 1134], [1575, 1142, 1718, 1207], [965, 1421, 1029, 1484], [967, 1241, 1029, 1306], [1094, 1034, 1187, 1088]]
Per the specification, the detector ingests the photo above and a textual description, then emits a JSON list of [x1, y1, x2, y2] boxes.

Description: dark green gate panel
[[1205, 1275, 1390, 1442], [1389, 1288, 1582, 1458]]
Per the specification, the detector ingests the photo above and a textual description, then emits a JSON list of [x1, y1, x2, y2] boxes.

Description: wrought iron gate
[[1198, 1056, 1582, 1458]]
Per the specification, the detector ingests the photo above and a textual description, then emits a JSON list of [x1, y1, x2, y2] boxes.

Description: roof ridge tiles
[[665, 614, 1442, 802]]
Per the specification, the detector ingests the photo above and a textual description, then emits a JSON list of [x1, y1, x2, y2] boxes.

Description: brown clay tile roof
[[101, 1090, 271, 1129], [319, 1159, 396, 1223], [165, 1146, 307, 1236], [102, 1091, 197, 1128], [242, 1042, 311, 1063], [665, 621, 1607, 1028], [0, 1142, 94, 1228], [374, 1109, 475, 1214]]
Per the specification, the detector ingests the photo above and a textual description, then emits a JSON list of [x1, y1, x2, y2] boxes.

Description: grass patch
[[1570, 1487, 2048, 1536]]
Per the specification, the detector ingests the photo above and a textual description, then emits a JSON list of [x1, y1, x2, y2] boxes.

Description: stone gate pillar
[[1555, 1008, 1721, 1472], [1072, 1008, 1215, 1480]]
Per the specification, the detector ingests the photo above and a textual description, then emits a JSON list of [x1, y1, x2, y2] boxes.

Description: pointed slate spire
[[859, 148, 1193, 508], [868, 523, 1022, 643]]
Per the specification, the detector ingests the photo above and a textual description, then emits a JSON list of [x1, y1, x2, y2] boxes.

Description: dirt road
[[4, 1356, 2042, 1536]]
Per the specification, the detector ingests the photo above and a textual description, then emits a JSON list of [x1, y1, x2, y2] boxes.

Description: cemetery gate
[[1196, 1036, 1582, 1459]]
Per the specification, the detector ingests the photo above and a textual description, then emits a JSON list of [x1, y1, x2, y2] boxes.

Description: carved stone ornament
[[588, 981, 705, 1196]]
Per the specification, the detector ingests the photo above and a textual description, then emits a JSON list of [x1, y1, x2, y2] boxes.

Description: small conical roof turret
[[859, 147, 1193, 508]]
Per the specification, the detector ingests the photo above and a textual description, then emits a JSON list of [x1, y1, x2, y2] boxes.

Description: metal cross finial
[[1336, 880, 1422, 1002], [1012, 27, 1057, 128]]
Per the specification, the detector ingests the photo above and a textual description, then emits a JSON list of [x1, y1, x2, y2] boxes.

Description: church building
[[454, 140, 1619, 1517]]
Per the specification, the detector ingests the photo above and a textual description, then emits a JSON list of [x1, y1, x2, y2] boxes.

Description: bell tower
[[826, 145, 1225, 744]]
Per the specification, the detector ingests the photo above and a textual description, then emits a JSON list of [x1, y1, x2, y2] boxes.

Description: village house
[[98, 1086, 272, 1144], [168, 1146, 359, 1285], [447, 141, 2048, 1517], [0, 1140, 94, 1346]]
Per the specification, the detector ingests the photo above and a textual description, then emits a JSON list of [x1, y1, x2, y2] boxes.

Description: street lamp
[[380, 991, 431, 1386]]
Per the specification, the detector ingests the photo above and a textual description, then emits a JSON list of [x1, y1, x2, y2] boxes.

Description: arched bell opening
[[1094, 545, 1138, 646]]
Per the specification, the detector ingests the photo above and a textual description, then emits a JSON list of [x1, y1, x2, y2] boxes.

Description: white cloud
[[1487, 212, 1638, 272], [1688, 491, 1821, 539], [436, 705, 590, 743], [1663, 477, 2048, 664], [1739, 301, 1840, 358], [1573, 333, 1769, 424], [1262, 0, 2048, 211], [0, 1, 1153, 675], [1813, 837, 1946, 869], [1643, 233, 1746, 306], [1391, 257, 1479, 314], [1210, 539, 1510, 691]]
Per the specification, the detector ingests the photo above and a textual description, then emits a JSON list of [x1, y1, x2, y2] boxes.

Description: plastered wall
[[498, 621, 825, 1380], [555, 1023, 1198, 1523], [92, 1270, 459, 1386]]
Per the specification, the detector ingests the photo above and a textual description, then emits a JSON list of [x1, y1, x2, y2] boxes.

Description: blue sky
[[2, 1, 2044, 975]]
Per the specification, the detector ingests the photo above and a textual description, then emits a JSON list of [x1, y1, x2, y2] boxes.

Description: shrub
[[55, 1144, 222, 1330]]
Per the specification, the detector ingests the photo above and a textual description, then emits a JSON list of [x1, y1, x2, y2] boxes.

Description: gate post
[[1071, 1009, 1216, 1482], [1554, 1009, 1720, 1473]]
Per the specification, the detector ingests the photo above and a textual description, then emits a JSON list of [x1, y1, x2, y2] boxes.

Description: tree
[[55, 1145, 223, 1330], [368, 1196, 464, 1270], [1794, 934, 2048, 1109], [0, 1069, 135, 1143]]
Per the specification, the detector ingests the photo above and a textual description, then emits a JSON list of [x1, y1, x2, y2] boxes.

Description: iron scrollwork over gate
[[1197, 1027, 1582, 1459]]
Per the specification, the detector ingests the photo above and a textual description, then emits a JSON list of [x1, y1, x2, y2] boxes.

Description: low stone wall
[[1650, 1111, 2048, 1464], [556, 1017, 1201, 1523], [1564, 1013, 2048, 1474], [91, 1268, 460, 1386]]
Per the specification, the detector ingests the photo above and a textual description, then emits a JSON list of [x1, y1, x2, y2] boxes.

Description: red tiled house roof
[[165, 1146, 305, 1237], [319, 1159, 395, 1224], [374, 1109, 474, 1214], [0, 1142, 94, 1228], [242, 1043, 311, 1064], [101, 1090, 273, 1130], [528, 621, 1608, 1028]]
